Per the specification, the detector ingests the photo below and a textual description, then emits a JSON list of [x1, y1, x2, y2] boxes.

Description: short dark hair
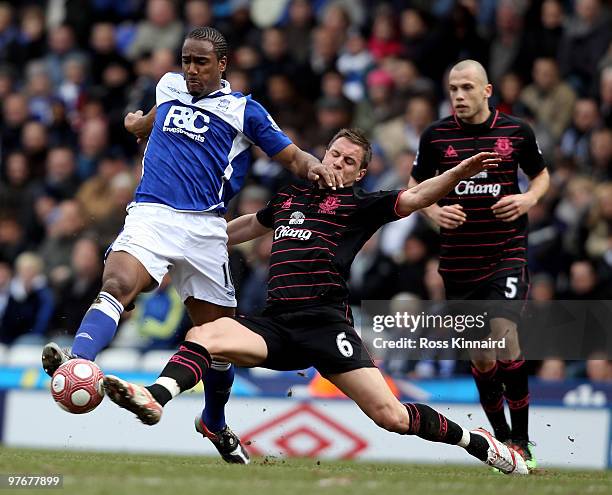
[[328, 128, 372, 169], [186, 26, 228, 61]]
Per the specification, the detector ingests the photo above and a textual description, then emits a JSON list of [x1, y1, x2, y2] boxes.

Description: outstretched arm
[[125, 106, 157, 143], [397, 152, 501, 217], [408, 176, 467, 229], [272, 143, 344, 190], [227, 213, 272, 246]]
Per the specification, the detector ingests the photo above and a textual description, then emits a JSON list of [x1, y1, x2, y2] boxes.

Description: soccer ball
[[51, 359, 105, 414]]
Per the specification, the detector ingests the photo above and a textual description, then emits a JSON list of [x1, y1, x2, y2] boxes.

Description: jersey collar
[[190, 79, 232, 103], [453, 107, 499, 131]]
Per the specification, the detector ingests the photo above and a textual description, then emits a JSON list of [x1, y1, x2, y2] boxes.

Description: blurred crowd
[[0, 0, 611, 381]]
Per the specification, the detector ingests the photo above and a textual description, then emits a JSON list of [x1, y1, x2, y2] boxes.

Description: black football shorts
[[235, 305, 375, 376], [444, 267, 530, 324]]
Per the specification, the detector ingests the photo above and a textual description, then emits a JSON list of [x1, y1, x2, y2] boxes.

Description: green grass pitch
[[0, 448, 610, 495]]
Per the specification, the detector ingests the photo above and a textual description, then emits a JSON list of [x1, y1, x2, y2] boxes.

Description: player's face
[[182, 38, 227, 97], [448, 67, 492, 124], [323, 137, 367, 186]]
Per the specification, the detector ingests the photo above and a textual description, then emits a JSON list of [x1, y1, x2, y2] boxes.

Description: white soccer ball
[[51, 359, 105, 414]]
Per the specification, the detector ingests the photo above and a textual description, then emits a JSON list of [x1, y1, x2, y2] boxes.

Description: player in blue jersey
[[41, 27, 342, 464]]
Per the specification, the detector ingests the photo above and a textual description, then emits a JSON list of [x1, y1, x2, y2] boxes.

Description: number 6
[[505, 277, 518, 298], [336, 332, 354, 357]]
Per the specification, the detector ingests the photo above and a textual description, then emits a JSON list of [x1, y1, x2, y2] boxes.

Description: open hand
[[456, 152, 501, 179]]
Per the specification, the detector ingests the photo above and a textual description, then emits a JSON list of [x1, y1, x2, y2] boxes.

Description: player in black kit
[[409, 60, 550, 469], [103, 128, 529, 474]]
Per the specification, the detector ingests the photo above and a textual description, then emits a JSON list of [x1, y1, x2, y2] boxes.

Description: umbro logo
[[444, 145, 458, 158]]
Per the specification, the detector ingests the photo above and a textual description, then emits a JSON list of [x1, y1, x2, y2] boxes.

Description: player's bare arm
[[491, 168, 550, 222], [124, 105, 157, 143], [398, 152, 501, 217], [273, 143, 344, 190], [227, 213, 271, 246], [408, 176, 467, 229]]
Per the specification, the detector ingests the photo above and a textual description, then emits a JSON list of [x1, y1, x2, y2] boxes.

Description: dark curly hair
[[186, 26, 228, 61]]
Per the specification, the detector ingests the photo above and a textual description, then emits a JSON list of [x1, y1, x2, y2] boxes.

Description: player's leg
[[470, 346, 511, 442], [325, 367, 527, 474], [490, 316, 533, 464], [103, 317, 267, 421], [184, 299, 237, 451], [173, 214, 241, 459], [42, 250, 155, 375]]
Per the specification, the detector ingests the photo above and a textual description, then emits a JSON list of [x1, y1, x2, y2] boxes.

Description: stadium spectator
[[237, 233, 272, 316], [494, 72, 525, 116], [120, 274, 189, 351], [184, 0, 213, 35], [488, 1, 527, 85], [367, 7, 402, 61], [45, 24, 81, 87], [375, 95, 435, 162], [38, 199, 86, 282], [519, 0, 566, 73], [0, 216, 26, 264], [126, 0, 183, 61], [558, 0, 612, 95], [0, 151, 36, 227], [76, 118, 109, 180], [1, 93, 30, 160], [564, 259, 609, 299], [36, 146, 80, 202], [560, 98, 601, 169], [89, 22, 130, 86], [50, 236, 102, 337], [600, 65, 612, 127], [0, 251, 54, 345], [589, 127, 612, 180], [76, 152, 128, 224], [520, 58, 577, 141], [351, 67, 399, 136], [283, 0, 315, 65], [21, 120, 49, 178]]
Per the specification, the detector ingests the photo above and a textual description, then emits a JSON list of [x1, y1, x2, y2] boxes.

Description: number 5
[[505, 277, 518, 298], [336, 332, 354, 357]]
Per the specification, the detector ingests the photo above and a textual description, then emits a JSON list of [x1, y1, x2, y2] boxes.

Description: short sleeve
[[517, 121, 546, 178], [156, 72, 183, 106], [255, 201, 275, 228], [242, 97, 292, 157], [356, 189, 405, 230], [411, 126, 438, 183]]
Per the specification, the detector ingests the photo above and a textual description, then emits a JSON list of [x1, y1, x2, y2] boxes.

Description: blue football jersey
[[132, 72, 292, 212]]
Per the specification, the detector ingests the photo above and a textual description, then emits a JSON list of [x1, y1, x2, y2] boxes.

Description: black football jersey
[[256, 183, 403, 310], [412, 109, 546, 284]]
